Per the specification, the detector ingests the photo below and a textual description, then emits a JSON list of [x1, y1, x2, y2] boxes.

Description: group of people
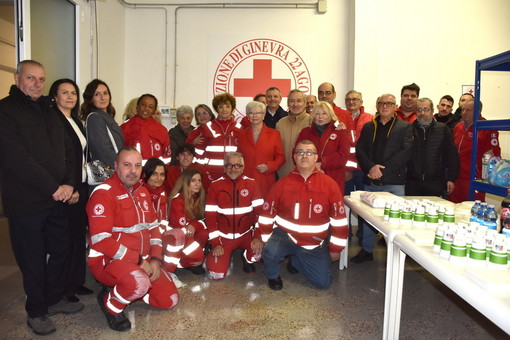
[[0, 59, 501, 336]]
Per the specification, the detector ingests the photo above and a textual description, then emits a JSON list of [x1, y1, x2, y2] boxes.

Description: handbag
[[85, 160, 114, 186], [85, 112, 119, 185]]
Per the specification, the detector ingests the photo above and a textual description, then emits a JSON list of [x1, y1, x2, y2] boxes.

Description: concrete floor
[[0, 216, 507, 340]]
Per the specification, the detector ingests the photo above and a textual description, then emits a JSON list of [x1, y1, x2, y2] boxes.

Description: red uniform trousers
[[206, 232, 258, 280], [162, 227, 208, 272], [89, 259, 178, 314]]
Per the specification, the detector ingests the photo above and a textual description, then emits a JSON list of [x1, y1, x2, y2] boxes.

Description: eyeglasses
[[416, 108, 432, 113], [295, 151, 317, 156], [345, 98, 360, 102], [226, 163, 243, 169], [247, 111, 264, 115], [218, 104, 232, 110], [318, 91, 332, 96], [377, 101, 396, 107]]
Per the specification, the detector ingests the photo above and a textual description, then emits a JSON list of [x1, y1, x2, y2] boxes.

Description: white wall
[[352, 0, 510, 115], [121, 1, 350, 118]]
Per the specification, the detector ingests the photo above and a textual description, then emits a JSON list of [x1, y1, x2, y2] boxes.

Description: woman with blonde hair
[[295, 101, 350, 195], [163, 168, 208, 274]]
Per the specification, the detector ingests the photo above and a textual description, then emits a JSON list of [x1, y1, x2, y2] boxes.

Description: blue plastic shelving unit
[[469, 50, 510, 199]]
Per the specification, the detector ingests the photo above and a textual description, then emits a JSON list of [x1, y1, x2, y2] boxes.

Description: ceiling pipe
[[116, 0, 324, 106]]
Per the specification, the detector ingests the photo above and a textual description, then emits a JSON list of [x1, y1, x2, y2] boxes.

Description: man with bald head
[[449, 99, 500, 203], [87, 147, 179, 331], [0, 60, 82, 335], [317, 82, 354, 131]]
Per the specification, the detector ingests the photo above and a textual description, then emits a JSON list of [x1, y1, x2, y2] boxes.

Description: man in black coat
[[0, 60, 83, 335], [351, 93, 414, 263], [406, 98, 459, 197]]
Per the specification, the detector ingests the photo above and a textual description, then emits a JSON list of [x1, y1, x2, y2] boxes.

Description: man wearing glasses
[[205, 152, 264, 279], [406, 98, 459, 197], [352, 94, 413, 264], [259, 140, 348, 290]]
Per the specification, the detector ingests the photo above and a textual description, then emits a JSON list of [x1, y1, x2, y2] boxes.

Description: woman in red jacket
[[193, 93, 244, 186], [165, 168, 208, 274], [295, 101, 350, 196], [238, 101, 285, 198], [121, 94, 171, 164]]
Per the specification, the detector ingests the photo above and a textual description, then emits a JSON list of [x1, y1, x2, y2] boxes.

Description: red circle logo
[[213, 38, 312, 120]]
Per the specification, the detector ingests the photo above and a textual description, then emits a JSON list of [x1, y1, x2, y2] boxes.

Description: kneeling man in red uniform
[[87, 147, 178, 332], [205, 152, 264, 279]]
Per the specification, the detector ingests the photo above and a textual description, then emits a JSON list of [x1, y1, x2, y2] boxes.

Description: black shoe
[[268, 276, 283, 290], [378, 237, 387, 247], [286, 258, 299, 274], [27, 316, 56, 336], [186, 265, 206, 275], [97, 286, 131, 332], [242, 258, 256, 273], [47, 297, 84, 316], [76, 285, 94, 295], [350, 249, 374, 264]]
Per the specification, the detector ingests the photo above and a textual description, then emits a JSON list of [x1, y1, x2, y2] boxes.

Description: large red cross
[[233, 59, 291, 97]]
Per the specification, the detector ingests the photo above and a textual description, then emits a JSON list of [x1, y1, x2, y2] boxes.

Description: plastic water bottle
[[477, 202, 488, 224], [483, 205, 498, 230], [470, 200, 481, 222], [500, 189, 510, 237]]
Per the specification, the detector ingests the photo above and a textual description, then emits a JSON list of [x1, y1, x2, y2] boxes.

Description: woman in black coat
[[49, 79, 93, 300]]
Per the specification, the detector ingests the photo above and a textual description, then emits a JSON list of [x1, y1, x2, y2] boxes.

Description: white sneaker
[[169, 272, 186, 288]]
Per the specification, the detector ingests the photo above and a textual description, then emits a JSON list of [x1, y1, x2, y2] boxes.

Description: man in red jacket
[[259, 140, 348, 290], [449, 99, 500, 203], [395, 83, 420, 123], [205, 152, 264, 279], [87, 147, 178, 332]]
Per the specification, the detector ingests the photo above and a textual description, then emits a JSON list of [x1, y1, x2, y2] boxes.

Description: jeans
[[360, 183, 405, 252], [262, 228, 332, 289], [344, 170, 365, 238]]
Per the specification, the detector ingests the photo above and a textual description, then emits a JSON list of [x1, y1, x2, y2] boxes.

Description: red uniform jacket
[[238, 125, 285, 198], [295, 122, 350, 196], [258, 168, 348, 253], [145, 184, 169, 225], [453, 119, 501, 180], [332, 105, 357, 172], [121, 115, 171, 162], [352, 108, 373, 171], [205, 175, 264, 248], [87, 173, 163, 268], [169, 193, 207, 234], [396, 107, 417, 123], [194, 119, 244, 181]]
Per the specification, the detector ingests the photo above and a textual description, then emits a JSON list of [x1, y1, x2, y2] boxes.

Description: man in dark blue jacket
[[352, 93, 414, 263]]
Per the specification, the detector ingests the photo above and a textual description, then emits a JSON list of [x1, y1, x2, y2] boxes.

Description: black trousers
[[405, 179, 445, 197], [64, 182, 89, 296], [9, 204, 71, 317]]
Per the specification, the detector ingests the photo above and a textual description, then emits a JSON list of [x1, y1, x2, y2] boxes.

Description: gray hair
[[417, 97, 433, 110], [16, 60, 44, 74], [345, 90, 362, 100], [246, 101, 266, 115], [224, 152, 244, 164], [176, 105, 193, 118]]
